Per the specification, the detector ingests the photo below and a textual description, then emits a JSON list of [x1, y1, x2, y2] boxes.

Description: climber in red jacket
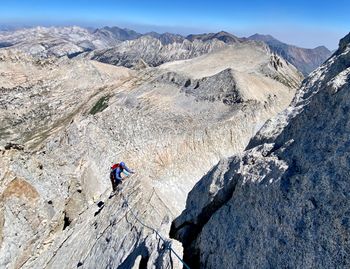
[[110, 162, 135, 191]]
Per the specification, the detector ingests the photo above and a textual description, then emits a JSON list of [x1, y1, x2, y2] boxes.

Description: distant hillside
[[249, 33, 332, 75]]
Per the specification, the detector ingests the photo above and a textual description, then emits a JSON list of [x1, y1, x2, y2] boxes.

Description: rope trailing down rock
[[120, 190, 191, 269]]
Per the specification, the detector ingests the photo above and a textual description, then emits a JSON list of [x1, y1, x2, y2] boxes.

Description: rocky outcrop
[[249, 33, 332, 75], [171, 32, 350, 268]]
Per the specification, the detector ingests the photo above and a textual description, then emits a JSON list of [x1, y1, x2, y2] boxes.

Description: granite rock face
[[0, 33, 302, 268], [171, 32, 350, 269]]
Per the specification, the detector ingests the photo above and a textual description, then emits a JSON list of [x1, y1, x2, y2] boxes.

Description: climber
[[110, 162, 135, 191]]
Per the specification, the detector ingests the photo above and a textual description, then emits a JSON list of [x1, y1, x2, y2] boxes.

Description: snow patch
[[327, 67, 350, 93]]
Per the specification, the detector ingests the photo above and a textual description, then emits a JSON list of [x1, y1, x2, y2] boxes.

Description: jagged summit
[[171, 32, 350, 269]]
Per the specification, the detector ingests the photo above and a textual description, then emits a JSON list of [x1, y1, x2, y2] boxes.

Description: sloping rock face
[[249, 34, 332, 75], [0, 38, 302, 268], [171, 33, 350, 268]]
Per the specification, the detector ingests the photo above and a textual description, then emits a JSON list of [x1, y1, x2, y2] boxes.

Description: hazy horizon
[[1, 0, 349, 50]]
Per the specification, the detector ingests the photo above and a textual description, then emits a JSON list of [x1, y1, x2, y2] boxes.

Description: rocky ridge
[[87, 36, 228, 69], [171, 32, 350, 269], [0, 35, 302, 269]]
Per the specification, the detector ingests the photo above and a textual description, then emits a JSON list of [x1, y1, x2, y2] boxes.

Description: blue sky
[[1, 0, 349, 49]]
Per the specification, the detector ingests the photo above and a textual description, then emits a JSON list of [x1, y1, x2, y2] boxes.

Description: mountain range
[[0, 25, 332, 75]]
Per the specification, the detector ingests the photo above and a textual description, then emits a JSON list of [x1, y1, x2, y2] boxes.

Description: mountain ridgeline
[[0, 26, 331, 74]]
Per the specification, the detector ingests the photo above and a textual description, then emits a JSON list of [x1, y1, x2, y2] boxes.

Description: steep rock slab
[[171, 33, 350, 269], [20, 178, 182, 269]]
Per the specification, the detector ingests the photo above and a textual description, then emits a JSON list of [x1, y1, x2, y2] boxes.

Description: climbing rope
[[120, 191, 191, 269]]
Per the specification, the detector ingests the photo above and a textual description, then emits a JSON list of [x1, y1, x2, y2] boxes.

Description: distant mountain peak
[[94, 26, 141, 41], [248, 33, 331, 75], [143, 31, 185, 45], [215, 30, 235, 36], [248, 34, 284, 47], [249, 33, 278, 41], [186, 31, 241, 44]]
